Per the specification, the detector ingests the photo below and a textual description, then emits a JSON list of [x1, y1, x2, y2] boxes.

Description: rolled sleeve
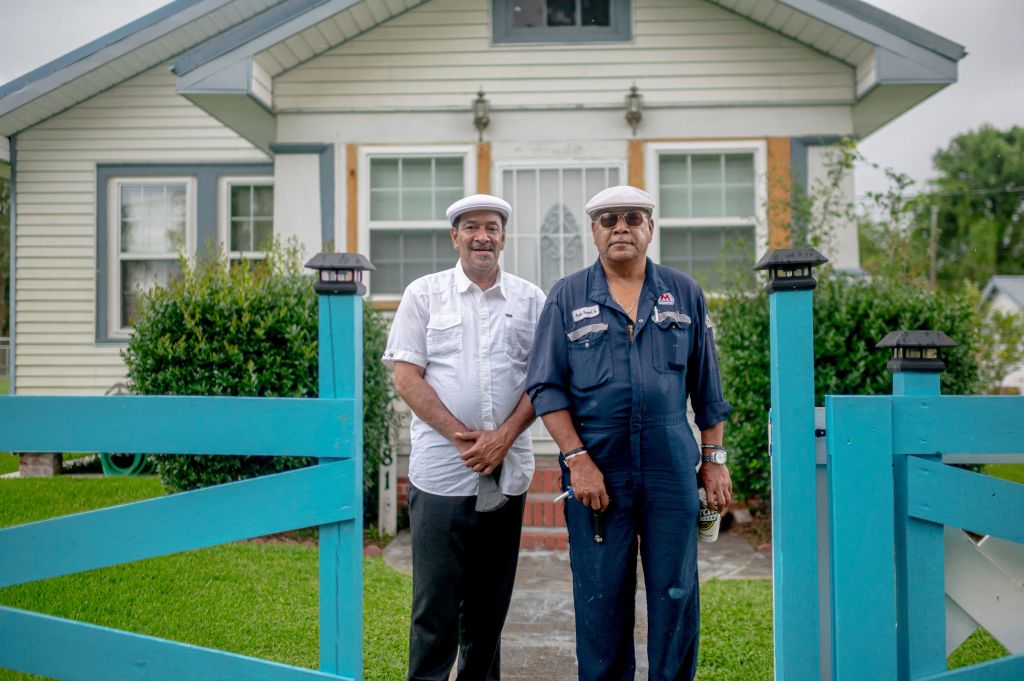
[[688, 289, 733, 430], [382, 286, 429, 371], [525, 291, 573, 417]]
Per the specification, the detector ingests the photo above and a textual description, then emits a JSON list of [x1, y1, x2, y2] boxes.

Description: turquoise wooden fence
[[0, 258, 366, 681], [761, 248, 1024, 681]]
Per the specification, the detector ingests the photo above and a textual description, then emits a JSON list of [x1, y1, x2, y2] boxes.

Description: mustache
[[470, 244, 495, 251]]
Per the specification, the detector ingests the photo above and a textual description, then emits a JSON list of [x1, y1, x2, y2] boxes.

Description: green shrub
[[713, 274, 984, 500], [122, 246, 398, 526]]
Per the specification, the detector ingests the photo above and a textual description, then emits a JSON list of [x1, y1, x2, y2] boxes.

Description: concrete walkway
[[383, 529, 770, 679]]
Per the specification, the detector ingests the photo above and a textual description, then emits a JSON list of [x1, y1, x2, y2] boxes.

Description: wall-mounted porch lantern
[[625, 84, 643, 137], [473, 89, 490, 141], [305, 252, 375, 296]]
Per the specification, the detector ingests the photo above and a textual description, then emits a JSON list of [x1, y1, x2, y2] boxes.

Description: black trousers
[[407, 485, 526, 681]]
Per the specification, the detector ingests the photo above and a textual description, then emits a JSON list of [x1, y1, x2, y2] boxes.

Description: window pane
[[512, 0, 544, 27], [659, 155, 690, 186], [231, 185, 252, 218], [692, 186, 723, 218], [402, 158, 432, 188], [660, 187, 690, 219], [691, 228, 723, 258], [724, 154, 754, 184], [253, 185, 274, 217], [659, 225, 755, 291], [371, 158, 399, 189], [402, 188, 434, 221], [725, 185, 755, 217], [691, 155, 721, 185], [371, 189, 400, 221], [121, 184, 186, 254], [436, 190, 464, 221], [121, 259, 182, 327], [548, 0, 577, 26], [582, 0, 610, 26], [231, 219, 252, 252], [435, 157, 463, 189], [253, 220, 274, 250]]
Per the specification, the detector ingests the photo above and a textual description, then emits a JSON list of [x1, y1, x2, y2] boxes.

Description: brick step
[[520, 526, 568, 551]]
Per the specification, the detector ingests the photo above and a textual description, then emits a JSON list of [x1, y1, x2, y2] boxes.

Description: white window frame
[[496, 159, 626, 288], [106, 176, 197, 339], [218, 176, 275, 261], [645, 140, 768, 271], [358, 145, 476, 301]]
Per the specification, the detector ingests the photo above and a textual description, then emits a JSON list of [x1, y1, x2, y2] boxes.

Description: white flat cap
[[584, 185, 655, 219], [445, 194, 512, 225]]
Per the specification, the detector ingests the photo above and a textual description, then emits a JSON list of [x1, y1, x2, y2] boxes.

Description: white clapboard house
[[0, 0, 963, 525]]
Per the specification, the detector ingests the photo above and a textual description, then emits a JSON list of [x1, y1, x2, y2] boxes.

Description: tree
[[930, 125, 1024, 288]]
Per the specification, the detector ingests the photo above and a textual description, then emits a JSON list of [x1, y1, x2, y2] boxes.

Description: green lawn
[[984, 463, 1024, 485], [0, 376, 8, 395], [0, 477, 1011, 680]]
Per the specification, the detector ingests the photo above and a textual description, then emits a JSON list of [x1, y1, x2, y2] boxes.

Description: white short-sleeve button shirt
[[383, 261, 546, 497]]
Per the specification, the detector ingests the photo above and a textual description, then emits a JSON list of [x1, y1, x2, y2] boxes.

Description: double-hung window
[[221, 177, 274, 262], [361, 146, 475, 297], [648, 142, 766, 291], [106, 178, 194, 335]]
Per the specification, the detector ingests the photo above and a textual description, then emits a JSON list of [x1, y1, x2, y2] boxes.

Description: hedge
[[712, 274, 983, 500], [123, 248, 399, 526]]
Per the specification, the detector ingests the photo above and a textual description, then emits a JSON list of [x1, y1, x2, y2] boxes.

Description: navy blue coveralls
[[526, 258, 732, 681]]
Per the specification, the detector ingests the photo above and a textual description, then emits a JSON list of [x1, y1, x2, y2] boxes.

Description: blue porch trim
[[269, 143, 335, 247], [94, 162, 273, 344]]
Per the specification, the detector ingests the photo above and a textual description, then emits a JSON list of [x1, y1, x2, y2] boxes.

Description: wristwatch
[[701, 448, 727, 465]]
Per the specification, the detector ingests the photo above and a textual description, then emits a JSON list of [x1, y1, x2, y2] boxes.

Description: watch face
[[713, 450, 727, 464]]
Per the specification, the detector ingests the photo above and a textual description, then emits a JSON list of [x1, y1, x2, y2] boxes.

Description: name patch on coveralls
[[658, 293, 674, 305], [572, 305, 600, 322]]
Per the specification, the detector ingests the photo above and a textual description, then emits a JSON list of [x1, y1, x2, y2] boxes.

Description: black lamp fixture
[[753, 247, 829, 293], [304, 252, 375, 296], [473, 89, 490, 141], [876, 330, 956, 373], [625, 84, 643, 137]]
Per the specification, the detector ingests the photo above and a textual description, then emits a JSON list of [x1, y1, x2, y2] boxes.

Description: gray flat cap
[[584, 185, 655, 219], [445, 194, 512, 225]]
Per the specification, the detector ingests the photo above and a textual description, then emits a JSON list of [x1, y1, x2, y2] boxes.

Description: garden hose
[[100, 453, 152, 476]]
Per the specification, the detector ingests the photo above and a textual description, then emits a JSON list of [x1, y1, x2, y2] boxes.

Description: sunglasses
[[596, 210, 648, 229]]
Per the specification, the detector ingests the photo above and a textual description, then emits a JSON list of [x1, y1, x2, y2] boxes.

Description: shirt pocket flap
[[652, 310, 692, 328], [427, 313, 462, 331], [566, 322, 609, 342]]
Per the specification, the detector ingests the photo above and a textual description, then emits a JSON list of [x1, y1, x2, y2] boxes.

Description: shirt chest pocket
[[426, 313, 462, 359], [566, 322, 613, 390], [505, 317, 535, 364], [652, 311, 691, 373]]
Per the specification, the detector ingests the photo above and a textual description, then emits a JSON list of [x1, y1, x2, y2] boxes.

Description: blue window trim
[[492, 0, 632, 44], [95, 163, 273, 344]]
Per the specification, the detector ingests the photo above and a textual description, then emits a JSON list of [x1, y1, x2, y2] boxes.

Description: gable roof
[[983, 276, 1024, 310], [0, 0, 966, 156]]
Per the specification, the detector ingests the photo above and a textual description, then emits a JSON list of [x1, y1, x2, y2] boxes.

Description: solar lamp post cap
[[753, 247, 829, 293], [877, 329, 956, 373], [304, 252, 376, 296]]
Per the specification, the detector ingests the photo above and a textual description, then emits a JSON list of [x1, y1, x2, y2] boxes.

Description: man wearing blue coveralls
[[526, 185, 733, 681]]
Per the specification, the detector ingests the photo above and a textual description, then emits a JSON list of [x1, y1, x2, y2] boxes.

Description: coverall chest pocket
[[566, 323, 612, 390], [426, 313, 462, 359], [505, 317, 535, 364], [652, 311, 691, 373]]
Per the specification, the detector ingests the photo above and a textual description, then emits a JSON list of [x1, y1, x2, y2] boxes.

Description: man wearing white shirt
[[383, 194, 546, 681]]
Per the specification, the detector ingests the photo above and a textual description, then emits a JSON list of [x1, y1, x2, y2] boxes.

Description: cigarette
[[553, 488, 574, 502]]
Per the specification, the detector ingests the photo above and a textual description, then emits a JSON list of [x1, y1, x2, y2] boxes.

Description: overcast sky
[[1, 0, 1021, 198]]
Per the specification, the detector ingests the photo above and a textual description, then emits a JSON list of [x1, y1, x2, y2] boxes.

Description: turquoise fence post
[[878, 331, 955, 681], [306, 253, 376, 681], [754, 247, 828, 681]]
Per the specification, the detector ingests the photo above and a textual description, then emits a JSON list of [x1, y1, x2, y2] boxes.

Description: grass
[[984, 463, 1024, 485], [0, 477, 1012, 680], [0, 376, 7, 394]]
